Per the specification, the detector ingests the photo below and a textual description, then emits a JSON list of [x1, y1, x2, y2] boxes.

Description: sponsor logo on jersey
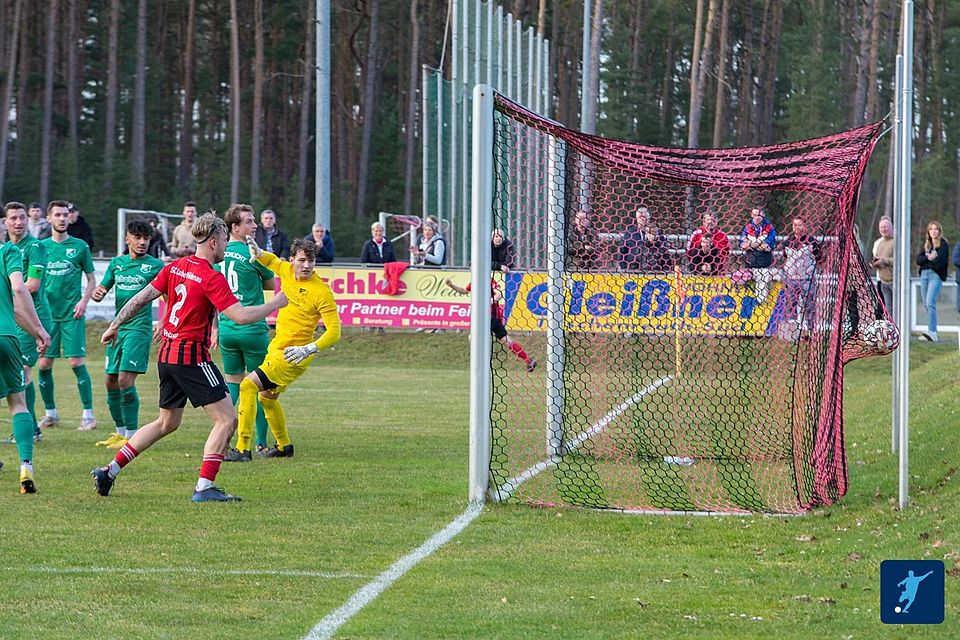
[[66, 248, 78, 258]]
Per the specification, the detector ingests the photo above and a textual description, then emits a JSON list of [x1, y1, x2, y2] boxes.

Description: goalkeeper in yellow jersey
[[238, 236, 341, 457]]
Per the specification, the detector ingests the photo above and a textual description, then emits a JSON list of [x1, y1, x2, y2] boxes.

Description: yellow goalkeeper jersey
[[257, 252, 341, 352]]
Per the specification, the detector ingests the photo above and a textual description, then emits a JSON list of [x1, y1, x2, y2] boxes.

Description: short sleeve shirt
[[0, 244, 24, 337], [12, 235, 51, 322], [153, 256, 239, 365], [101, 254, 165, 334], [40, 236, 95, 322], [215, 240, 274, 335]]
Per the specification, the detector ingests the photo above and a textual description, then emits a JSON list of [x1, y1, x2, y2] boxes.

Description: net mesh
[[487, 94, 897, 514]]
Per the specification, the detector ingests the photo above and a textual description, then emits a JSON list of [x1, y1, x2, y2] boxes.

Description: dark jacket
[[618, 226, 671, 273], [491, 238, 517, 272], [305, 231, 335, 263], [360, 238, 396, 264], [568, 225, 599, 270], [255, 227, 290, 259], [916, 241, 949, 281], [951, 241, 960, 283], [68, 216, 95, 251]]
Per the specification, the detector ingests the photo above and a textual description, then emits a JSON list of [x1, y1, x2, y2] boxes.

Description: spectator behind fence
[[170, 201, 198, 257], [739, 207, 777, 301], [67, 203, 94, 251], [871, 216, 894, 314], [686, 210, 729, 275], [619, 207, 671, 273], [568, 210, 598, 270], [305, 222, 334, 264], [360, 222, 396, 264], [254, 209, 290, 260], [916, 220, 949, 342], [410, 221, 445, 266], [782, 216, 821, 330], [491, 229, 516, 272], [28, 201, 51, 240]]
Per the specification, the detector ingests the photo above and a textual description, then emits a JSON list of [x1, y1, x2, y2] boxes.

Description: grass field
[[0, 325, 957, 638]]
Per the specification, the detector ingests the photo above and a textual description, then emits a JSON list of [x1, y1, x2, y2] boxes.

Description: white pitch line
[[496, 375, 674, 500], [1, 566, 364, 579], [303, 502, 483, 640]]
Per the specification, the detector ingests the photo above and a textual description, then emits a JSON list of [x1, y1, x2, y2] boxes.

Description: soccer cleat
[[262, 444, 294, 458], [224, 447, 253, 463], [19, 466, 36, 494], [78, 417, 98, 431], [254, 444, 270, 457], [105, 437, 129, 450], [33, 427, 42, 443], [38, 415, 60, 429], [526, 358, 538, 373], [91, 467, 115, 497], [0, 434, 14, 445], [191, 485, 242, 502], [96, 433, 124, 447]]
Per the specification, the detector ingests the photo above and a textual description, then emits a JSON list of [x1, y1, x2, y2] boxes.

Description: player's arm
[[92, 259, 116, 302], [24, 266, 44, 295], [445, 278, 468, 295], [283, 291, 341, 364], [220, 292, 287, 325], [102, 284, 163, 345], [10, 270, 50, 353]]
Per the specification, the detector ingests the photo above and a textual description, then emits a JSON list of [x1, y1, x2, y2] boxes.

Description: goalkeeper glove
[[245, 234, 263, 262], [283, 342, 317, 364]]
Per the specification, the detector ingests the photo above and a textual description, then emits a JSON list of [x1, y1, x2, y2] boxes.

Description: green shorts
[[47, 317, 86, 359], [18, 312, 54, 367], [219, 330, 270, 376], [105, 330, 152, 375], [0, 335, 25, 397]]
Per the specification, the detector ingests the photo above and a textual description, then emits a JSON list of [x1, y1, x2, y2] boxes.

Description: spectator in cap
[[67, 202, 95, 250], [27, 201, 51, 240]]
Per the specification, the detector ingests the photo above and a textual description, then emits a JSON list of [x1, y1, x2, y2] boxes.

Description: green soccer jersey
[[0, 243, 24, 337], [100, 253, 165, 333], [12, 235, 52, 323], [41, 236, 95, 322], [216, 239, 274, 334]]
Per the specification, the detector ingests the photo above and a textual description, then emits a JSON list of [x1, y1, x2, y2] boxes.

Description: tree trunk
[[402, 0, 420, 215], [0, 0, 23, 201], [658, 4, 675, 144], [229, 0, 241, 202], [13, 1, 30, 169], [928, 0, 944, 150], [178, 0, 196, 197], [736, 1, 756, 145], [131, 0, 147, 200], [537, 0, 546, 36], [688, 0, 718, 149], [66, 0, 79, 170], [757, 0, 783, 144], [250, 0, 264, 202], [103, 0, 120, 189], [851, 0, 873, 127], [39, 0, 59, 206], [865, 0, 882, 122], [297, 0, 314, 209], [355, 0, 380, 221], [583, 0, 603, 135], [712, 0, 730, 148]]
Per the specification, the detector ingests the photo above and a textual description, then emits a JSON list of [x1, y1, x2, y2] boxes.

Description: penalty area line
[[303, 502, 483, 640]]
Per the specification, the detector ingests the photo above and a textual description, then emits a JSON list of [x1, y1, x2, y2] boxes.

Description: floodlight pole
[[468, 84, 494, 504], [896, 0, 914, 511], [315, 0, 330, 230], [891, 53, 902, 455], [580, 0, 591, 132]]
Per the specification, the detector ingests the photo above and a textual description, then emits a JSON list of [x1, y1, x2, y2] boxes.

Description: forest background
[[0, 0, 956, 257]]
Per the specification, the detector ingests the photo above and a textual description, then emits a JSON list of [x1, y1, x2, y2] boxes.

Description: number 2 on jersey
[[167, 283, 188, 326]]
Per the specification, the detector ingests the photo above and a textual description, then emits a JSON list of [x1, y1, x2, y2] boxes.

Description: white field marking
[[1, 566, 364, 579], [495, 375, 674, 500], [303, 502, 484, 640]]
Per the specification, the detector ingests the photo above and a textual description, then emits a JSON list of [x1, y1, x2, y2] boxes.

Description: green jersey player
[[216, 204, 275, 461], [91, 220, 164, 449], [37, 200, 97, 431]]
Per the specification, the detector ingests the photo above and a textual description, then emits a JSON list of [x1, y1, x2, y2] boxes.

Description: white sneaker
[[77, 417, 98, 431], [38, 415, 60, 429]]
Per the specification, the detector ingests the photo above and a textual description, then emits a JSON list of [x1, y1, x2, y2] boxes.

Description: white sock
[[124, 428, 137, 438], [45, 409, 58, 418], [20, 461, 33, 472], [196, 478, 213, 492], [107, 460, 122, 478], [115, 428, 125, 436], [82, 409, 94, 420]]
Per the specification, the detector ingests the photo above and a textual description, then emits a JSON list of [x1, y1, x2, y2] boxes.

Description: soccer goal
[[468, 85, 898, 515]]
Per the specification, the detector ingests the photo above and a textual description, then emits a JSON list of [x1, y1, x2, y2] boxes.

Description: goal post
[[469, 87, 896, 514]]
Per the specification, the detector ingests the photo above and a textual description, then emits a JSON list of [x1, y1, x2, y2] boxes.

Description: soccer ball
[[862, 319, 899, 353]]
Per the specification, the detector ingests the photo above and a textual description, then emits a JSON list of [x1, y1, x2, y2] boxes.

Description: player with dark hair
[[91, 213, 287, 502], [91, 220, 165, 449], [237, 237, 341, 458], [217, 204, 275, 462]]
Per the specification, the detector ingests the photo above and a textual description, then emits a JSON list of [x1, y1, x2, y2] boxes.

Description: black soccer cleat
[[223, 447, 253, 463], [262, 444, 294, 458], [192, 485, 242, 502], [91, 467, 115, 497]]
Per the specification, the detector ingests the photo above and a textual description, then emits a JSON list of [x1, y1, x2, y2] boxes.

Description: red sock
[[114, 443, 139, 468], [509, 341, 529, 363], [199, 453, 224, 483]]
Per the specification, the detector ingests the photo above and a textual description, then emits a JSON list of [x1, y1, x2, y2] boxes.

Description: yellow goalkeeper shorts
[[254, 348, 312, 394]]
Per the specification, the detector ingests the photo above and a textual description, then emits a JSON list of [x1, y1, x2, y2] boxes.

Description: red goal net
[[486, 94, 897, 514]]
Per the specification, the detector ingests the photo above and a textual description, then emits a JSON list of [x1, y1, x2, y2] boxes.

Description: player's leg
[[494, 319, 536, 372], [100, 338, 126, 446], [221, 333, 261, 461], [235, 370, 265, 460], [36, 322, 61, 428], [1, 336, 35, 493], [244, 333, 271, 451], [258, 389, 294, 458], [114, 331, 149, 447], [65, 317, 95, 429], [249, 350, 300, 458], [17, 329, 42, 442]]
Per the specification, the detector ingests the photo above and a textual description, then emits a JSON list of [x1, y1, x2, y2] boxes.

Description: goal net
[[115, 208, 183, 257], [471, 90, 897, 514]]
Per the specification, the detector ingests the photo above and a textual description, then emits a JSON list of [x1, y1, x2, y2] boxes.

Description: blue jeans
[[919, 269, 942, 335]]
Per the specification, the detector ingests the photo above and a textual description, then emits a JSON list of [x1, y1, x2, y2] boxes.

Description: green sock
[[24, 381, 37, 428], [255, 402, 268, 448], [13, 411, 33, 463], [72, 365, 93, 410], [38, 368, 56, 410], [227, 382, 240, 405], [121, 387, 140, 434], [106, 388, 124, 431]]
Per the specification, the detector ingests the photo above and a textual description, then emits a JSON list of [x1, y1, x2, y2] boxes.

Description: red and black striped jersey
[[152, 256, 238, 365]]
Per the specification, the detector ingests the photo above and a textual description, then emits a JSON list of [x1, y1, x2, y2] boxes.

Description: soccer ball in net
[[862, 319, 899, 353]]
